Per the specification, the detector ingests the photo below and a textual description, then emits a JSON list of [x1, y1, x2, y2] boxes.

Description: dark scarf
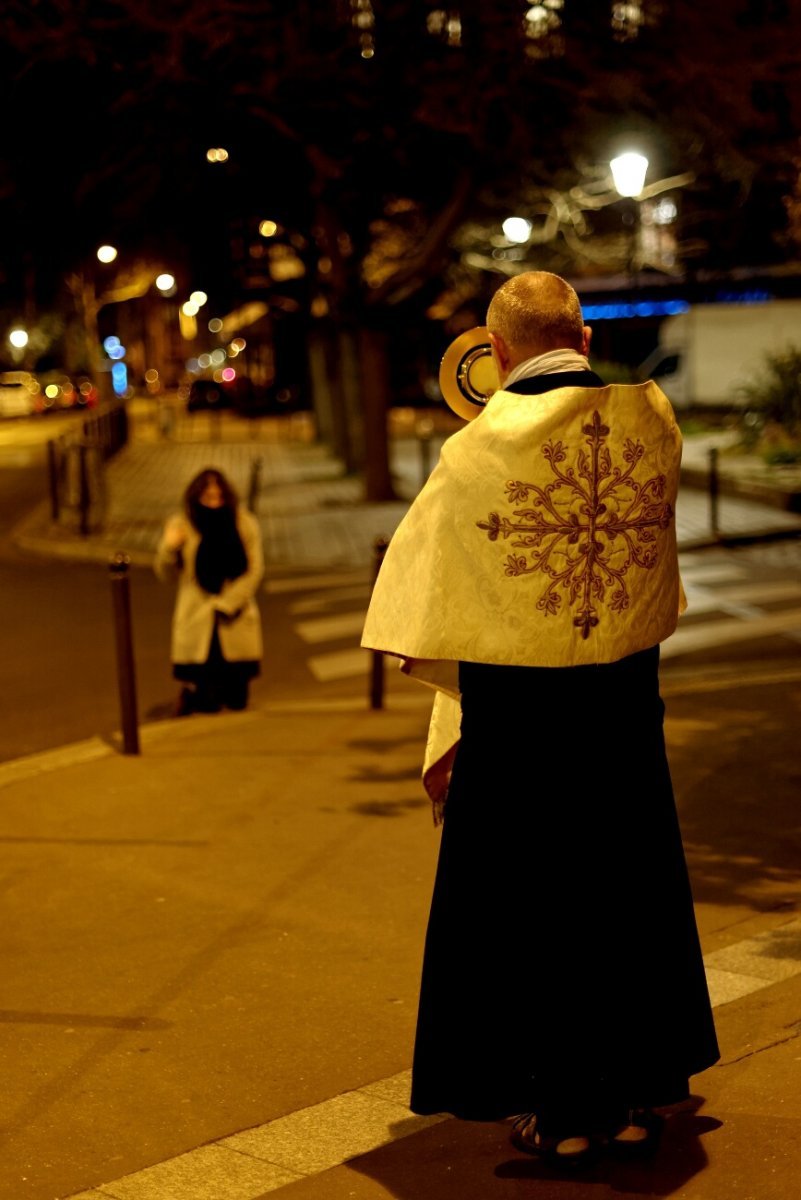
[[193, 506, 248, 595], [505, 369, 605, 395]]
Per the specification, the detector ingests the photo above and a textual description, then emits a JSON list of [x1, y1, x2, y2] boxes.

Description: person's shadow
[[347, 1097, 720, 1199]]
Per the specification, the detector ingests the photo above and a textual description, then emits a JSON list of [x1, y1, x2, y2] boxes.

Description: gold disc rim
[[438, 326, 498, 421]]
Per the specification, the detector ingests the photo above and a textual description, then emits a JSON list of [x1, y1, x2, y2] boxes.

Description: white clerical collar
[[504, 349, 591, 387]]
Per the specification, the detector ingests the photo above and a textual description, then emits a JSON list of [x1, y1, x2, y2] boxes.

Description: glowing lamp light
[[190, 291, 208, 307], [221, 367, 236, 382], [156, 273, 176, 293], [502, 217, 533, 244], [182, 301, 200, 317], [208, 318, 223, 333], [206, 148, 229, 163], [258, 220, 279, 237], [97, 244, 118, 264], [103, 336, 120, 353], [210, 349, 226, 367], [8, 328, 28, 348], [610, 152, 649, 197], [198, 353, 212, 370]]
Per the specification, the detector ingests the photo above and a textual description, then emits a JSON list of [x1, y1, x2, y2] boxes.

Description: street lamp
[[610, 152, 649, 198], [610, 151, 649, 287], [8, 328, 29, 349], [502, 216, 533, 244]]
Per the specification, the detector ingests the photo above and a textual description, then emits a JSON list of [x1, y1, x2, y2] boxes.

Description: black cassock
[[410, 647, 719, 1129]]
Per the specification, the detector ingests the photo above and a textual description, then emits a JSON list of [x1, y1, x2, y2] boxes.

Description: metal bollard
[[47, 439, 60, 523], [248, 456, 264, 512], [708, 447, 720, 538], [78, 443, 91, 537], [109, 554, 141, 754], [369, 536, 389, 710]]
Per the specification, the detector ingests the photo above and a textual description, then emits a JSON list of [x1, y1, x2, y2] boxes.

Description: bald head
[[486, 272, 588, 374]]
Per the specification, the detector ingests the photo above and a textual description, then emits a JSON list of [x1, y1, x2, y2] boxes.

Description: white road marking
[[307, 647, 372, 682], [265, 570, 371, 594], [295, 612, 368, 644], [682, 580, 801, 616], [678, 562, 749, 584], [289, 584, 372, 614], [663, 607, 801, 658]]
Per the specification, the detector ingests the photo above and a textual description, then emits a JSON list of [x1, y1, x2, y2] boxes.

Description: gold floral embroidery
[[476, 410, 673, 638]]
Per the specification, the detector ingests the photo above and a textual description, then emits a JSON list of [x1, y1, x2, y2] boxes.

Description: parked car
[[0, 371, 39, 418]]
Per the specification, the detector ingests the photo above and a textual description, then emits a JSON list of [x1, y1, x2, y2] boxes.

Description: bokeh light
[[502, 217, 533, 243]]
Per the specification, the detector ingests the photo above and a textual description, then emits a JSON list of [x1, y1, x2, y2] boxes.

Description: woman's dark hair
[[184, 468, 239, 531]]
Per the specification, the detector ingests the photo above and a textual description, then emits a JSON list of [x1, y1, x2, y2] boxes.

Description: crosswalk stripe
[[265, 570, 371, 595], [289, 585, 371, 615], [677, 562, 748, 584], [663, 607, 801, 658], [295, 612, 367, 644], [682, 580, 801, 616], [307, 647, 371, 682]]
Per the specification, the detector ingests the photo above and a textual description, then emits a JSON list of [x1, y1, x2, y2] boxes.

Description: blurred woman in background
[[155, 467, 263, 714]]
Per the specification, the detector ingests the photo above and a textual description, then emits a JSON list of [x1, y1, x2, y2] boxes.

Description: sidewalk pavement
[[11, 407, 801, 571], [5, 408, 801, 1200], [2, 650, 801, 1200]]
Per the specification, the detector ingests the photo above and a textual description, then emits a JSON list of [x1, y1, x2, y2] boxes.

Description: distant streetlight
[[610, 152, 649, 198], [189, 290, 208, 307], [96, 244, 119, 264], [156, 273, 176, 294], [8, 328, 29, 349], [502, 216, 533, 244], [610, 151, 649, 286], [206, 148, 229, 163]]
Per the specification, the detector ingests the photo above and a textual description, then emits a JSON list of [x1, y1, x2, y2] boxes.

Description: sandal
[[510, 1113, 600, 1169], [607, 1108, 664, 1159]]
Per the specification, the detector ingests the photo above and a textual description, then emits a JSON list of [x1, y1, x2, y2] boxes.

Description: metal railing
[[46, 399, 129, 534]]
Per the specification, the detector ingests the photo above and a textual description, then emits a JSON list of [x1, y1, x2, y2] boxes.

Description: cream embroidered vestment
[[361, 382, 685, 813]]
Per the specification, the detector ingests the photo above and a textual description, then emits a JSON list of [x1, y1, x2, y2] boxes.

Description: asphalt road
[[0, 448, 351, 762]]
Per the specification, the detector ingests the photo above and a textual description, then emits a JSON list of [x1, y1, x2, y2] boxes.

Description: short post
[[708, 447, 720, 538], [416, 416, 435, 490], [109, 553, 140, 754], [47, 439, 60, 523], [369, 536, 389, 710], [248, 456, 263, 513], [78, 443, 91, 536]]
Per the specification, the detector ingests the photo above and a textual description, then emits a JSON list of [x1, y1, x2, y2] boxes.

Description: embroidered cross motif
[[476, 411, 674, 639]]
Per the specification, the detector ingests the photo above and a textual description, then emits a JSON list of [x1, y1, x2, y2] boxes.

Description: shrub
[[588, 358, 640, 384], [738, 345, 801, 434]]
